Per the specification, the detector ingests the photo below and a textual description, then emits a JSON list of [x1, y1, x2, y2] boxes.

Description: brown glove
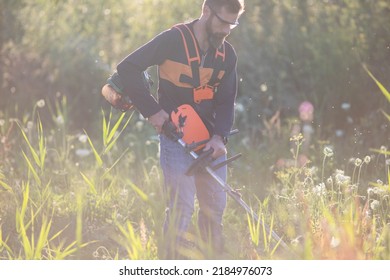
[[101, 84, 133, 111]]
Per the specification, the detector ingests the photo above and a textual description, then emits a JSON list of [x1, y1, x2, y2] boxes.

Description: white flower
[[36, 99, 45, 108], [364, 156, 371, 164], [313, 183, 326, 196], [354, 158, 362, 167], [370, 200, 380, 211], [323, 146, 334, 157], [335, 173, 351, 185], [78, 134, 88, 143], [334, 169, 345, 176], [0, 119, 5, 126]]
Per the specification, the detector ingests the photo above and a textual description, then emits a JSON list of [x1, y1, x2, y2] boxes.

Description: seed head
[[370, 200, 380, 211], [323, 146, 334, 157], [354, 158, 362, 167], [36, 99, 45, 108]]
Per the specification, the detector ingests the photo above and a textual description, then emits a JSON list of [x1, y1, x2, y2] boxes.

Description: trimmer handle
[[161, 120, 183, 142]]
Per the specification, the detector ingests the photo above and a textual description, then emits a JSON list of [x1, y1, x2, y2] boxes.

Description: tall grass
[[0, 74, 389, 259]]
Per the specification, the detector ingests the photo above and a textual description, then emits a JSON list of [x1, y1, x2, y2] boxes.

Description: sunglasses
[[209, 7, 239, 29]]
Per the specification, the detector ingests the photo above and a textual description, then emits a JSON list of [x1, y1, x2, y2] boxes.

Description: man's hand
[[147, 109, 169, 134], [101, 84, 132, 111], [203, 135, 226, 159]]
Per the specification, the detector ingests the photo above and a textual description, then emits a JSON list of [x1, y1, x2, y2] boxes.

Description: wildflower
[[335, 173, 351, 185], [313, 183, 326, 196], [334, 169, 345, 176], [367, 188, 373, 195], [0, 119, 5, 126], [36, 99, 45, 108], [92, 250, 99, 258], [380, 146, 387, 153], [364, 156, 371, 164], [78, 134, 88, 143], [373, 187, 384, 195], [323, 146, 334, 157], [290, 133, 303, 142], [377, 179, 384, 186], [370, 200, 380, 211], [354, 158, 362, 167], [326, 177, 333, 185], [306, 166, 318, 177]]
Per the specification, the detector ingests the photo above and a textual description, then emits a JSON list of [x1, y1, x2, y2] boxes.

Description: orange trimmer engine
[[170, 104, 210, 151]]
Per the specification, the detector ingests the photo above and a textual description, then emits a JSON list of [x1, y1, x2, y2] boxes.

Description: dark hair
[[204, 0, 245, 14]]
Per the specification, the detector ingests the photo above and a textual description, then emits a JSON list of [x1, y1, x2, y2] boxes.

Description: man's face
[[205, 6, 240, 49]]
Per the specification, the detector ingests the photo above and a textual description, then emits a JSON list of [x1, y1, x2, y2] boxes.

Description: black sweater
[[117, 20, 238, 138]]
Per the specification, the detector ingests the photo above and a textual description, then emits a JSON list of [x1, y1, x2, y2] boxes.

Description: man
[[104, 0, 245, 258]]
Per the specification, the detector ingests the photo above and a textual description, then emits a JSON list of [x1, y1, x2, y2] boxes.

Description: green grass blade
[[22, 151, 41, 186], [381, 109, 390, 122], [102, 108, 109, 147], [83, 130, 103, 167], [18, 123, 41, 168], [0, 169, 13, 192], [80, 172, 97, 194], [34, 217, 52, 259], [364, 65, 390, 103], [37, 115, 46, 172], [106, 112, 126, 144], [128, 180, 149, 202], [104, 113, 133, 153], [76, 193, 83, 248], [369, 148, 390, 156], [102, 147, 129, 178]]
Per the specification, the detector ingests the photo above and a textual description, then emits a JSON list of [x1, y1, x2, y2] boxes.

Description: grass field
[[0, 70, 389, 260]]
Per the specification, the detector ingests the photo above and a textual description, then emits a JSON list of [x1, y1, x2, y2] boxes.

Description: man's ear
[[203, 4, 212, 18]]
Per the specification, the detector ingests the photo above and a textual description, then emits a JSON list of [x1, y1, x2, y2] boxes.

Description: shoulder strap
[[173, 24, 201, 88], [208, 44, 225, 86], [173, 23, 226, 89]]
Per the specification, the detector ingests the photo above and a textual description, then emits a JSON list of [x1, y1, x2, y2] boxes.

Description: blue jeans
[[159, 134, 227, 257]]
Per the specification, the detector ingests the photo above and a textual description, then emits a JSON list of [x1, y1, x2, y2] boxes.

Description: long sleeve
[[117, 29, 176, 118]]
